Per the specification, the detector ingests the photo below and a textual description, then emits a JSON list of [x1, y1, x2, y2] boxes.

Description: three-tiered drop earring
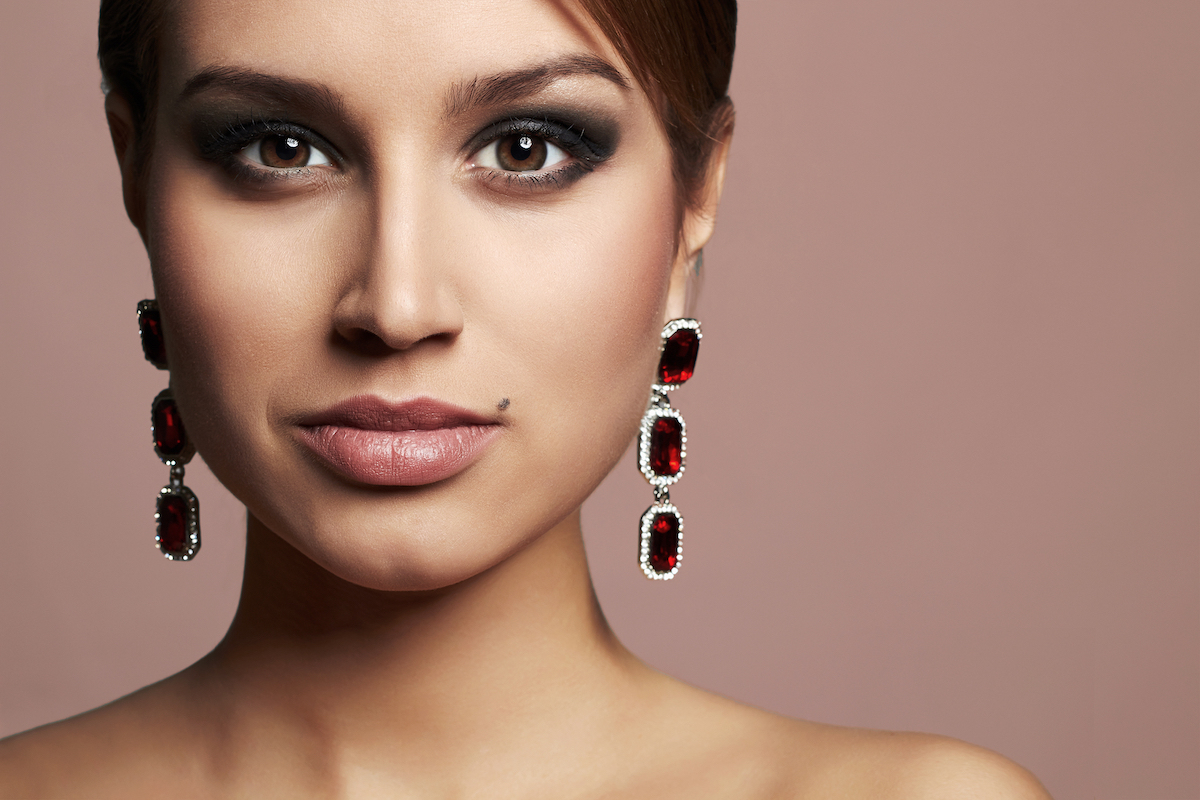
[[138, 300, 201, 560], [637, 318, 701, 580]]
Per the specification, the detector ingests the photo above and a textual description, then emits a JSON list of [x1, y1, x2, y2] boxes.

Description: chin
[[249, 497, 557, 594]]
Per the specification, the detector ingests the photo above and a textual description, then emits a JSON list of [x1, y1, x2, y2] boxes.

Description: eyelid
[[197, 117, 344, 168], [241, 134, 333, 168], [464, 117, 607, 164], [472, 135, 569, 171]]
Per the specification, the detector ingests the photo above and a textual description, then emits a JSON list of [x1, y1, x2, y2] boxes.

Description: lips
[[295, 396, 501, 486]]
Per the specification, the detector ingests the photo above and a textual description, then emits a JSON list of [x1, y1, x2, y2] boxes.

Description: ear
[[105, 92, 148, 242], [665, 121, 734, 321]]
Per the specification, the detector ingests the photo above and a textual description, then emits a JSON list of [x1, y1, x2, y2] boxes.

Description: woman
[[0, 0, 1050, 796]]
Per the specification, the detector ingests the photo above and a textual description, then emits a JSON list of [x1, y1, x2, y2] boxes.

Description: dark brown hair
[[577, 0, 736, 213], [98, 0, 736, 212], [97, 0, 166, 171]]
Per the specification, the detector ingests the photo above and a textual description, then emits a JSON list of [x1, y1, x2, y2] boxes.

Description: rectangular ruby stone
[[658, 329, 699, 385], [138, 307, 167, 367], [152, 396, 188, 458], [649, 417, 683, 476], [648, 512, 680, 573], [157, 494, 189, 557]]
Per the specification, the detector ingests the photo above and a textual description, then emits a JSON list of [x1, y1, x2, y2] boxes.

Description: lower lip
[[297, 424, 501, 486]]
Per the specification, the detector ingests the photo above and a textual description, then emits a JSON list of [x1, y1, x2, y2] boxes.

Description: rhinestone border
[[638, 404, 686, 486], [156, 483, 201, 561], [639, 503, 683, 580], [653, 317, 702, 393]]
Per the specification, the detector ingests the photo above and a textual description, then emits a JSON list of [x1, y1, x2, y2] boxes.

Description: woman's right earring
[[139, 300, 201, 561], [637, 318, 701, 580]]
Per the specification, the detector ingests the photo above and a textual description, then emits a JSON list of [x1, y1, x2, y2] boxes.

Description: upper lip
[[297, 395, 497, 431]]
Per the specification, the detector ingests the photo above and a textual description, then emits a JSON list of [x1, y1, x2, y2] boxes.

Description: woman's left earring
[[637, 318, 701, 580], [138, 300, 201, 561]]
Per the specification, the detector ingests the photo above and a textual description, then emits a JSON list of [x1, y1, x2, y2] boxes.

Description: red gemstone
[[152, 395, 188, 458], [648, 512, 680, 573], [157, 493, 189, 556], [649, 416, 683, 476], [138, 305, 166, 367], [658, 328, 699, 385]]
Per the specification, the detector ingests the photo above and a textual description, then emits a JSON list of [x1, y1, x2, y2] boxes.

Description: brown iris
[[496, 134, 547, 171], [259, 135, 311, 168]]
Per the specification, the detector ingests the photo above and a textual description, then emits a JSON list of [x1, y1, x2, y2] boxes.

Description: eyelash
[[197, 115, 609, 191], [198, 117, 341, 185], [467, 117, 609, 191]]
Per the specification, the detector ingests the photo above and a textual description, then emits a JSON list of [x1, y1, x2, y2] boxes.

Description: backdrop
[[1, 2, 1196, 798]]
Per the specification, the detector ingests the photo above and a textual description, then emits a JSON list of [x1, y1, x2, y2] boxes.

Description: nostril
[[333, 324, 458, 357], [333, 326, 393, 357]]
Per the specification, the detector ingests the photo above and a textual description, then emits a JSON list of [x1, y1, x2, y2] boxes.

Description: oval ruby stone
[[152, 395, 188, 458], [658, 329, 699, 385], [649, 416, 683, 476], [648, 512, 680, 573], [157, 493, 189, 557]]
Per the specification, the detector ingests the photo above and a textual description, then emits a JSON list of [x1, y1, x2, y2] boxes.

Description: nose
[[332, 176, 464, 353]]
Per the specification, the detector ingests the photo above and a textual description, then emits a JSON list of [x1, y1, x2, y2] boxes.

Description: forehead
[[160, 0, 628, 108]]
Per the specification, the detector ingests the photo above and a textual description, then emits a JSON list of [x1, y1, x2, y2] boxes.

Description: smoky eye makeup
[[188, 109, 343, 186], [463, 107, 621, 191], [465, 110, 619, 162], [181, 97, 622, 195]]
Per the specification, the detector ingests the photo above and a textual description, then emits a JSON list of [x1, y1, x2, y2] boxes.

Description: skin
[[0, 0, 1052, 797]]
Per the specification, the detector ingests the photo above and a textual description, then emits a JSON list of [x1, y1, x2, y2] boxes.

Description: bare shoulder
[[0, 707, 119, 799], [642, 680, 1050, 800], [765, 715, 1051, 799], [0, 680, 196, 800]]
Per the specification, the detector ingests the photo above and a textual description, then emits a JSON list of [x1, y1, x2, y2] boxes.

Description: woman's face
[[136, 0, 697, 589]]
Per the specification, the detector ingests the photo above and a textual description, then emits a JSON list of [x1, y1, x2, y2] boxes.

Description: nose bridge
[[338, 158, 462, 350], [371, 165, 426, 292]]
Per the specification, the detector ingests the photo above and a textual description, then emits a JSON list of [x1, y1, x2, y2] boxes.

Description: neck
[[194, 509, 646, 790]]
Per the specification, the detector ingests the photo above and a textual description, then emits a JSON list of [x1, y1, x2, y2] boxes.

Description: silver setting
[[152, 388, 195, 466], [155, 479, 201, 561], [137, 299, 168, 370], [638, 402, 686, 486], [639, 503, 683, 580], [652, 318, 702, 393]]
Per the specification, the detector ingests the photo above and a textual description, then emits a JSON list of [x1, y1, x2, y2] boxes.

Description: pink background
[[2, 2, 1197, 797]]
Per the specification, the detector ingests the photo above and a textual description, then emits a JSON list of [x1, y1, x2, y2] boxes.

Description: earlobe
[[104, 92, 148, 238]]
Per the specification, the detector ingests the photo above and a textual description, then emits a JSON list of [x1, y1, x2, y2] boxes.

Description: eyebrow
[[179, 66, 346, 119], [177, 54, 628, 120], [445, 54, 630, 116]]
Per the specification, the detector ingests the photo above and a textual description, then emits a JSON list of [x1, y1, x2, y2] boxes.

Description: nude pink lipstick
[[296, 396, 501, 486]]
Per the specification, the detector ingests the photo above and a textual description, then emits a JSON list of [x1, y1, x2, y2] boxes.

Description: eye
[[241, 134, 331, 169], [474, 133, 569, 173]]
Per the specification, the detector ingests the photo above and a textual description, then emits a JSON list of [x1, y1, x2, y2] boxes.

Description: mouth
[[295, 396, 502, 486]]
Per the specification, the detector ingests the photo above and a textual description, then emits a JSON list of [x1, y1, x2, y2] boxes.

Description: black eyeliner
[[466, 111, 619, 163], [190, 112, 342, 166]]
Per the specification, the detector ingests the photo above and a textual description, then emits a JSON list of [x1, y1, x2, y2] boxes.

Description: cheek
[[478, 182, 677, 385], [144, 158, 342, 469]]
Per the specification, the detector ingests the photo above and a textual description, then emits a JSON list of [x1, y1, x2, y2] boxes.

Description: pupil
[[275, 136, 301, 162], [495, 133, 547, 171], [511, 135, 534, 161]]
